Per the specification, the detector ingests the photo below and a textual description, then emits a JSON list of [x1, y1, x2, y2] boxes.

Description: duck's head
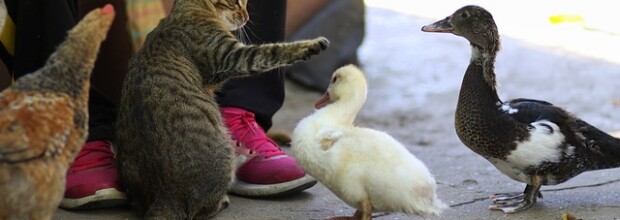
[[315, 64, 367, 110], [421, 5, 499, 51]]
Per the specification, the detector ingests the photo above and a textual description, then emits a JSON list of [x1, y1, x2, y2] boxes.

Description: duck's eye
[[461, 11, 470, 18]]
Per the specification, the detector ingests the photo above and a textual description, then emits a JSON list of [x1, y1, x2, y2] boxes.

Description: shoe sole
[[60, 188, 128, 210], [229, 174, 317, 198]]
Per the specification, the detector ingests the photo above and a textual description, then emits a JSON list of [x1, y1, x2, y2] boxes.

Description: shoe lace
[[69, 141, 114, 173], [227, 112, 285, 159]]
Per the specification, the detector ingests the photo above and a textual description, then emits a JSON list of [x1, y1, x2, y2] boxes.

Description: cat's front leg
[[288, 37, 330, 62], [240, 37, 329, 74]]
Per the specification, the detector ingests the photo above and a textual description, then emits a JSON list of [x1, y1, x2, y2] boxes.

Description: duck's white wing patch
[[491, 120, 565, 184], [316, 127, 344, 150], [507, 120, 565, 167], [499, 102, 519, 114]]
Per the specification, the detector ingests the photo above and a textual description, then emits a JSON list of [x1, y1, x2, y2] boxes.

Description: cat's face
[[212, 0, 249, 31]]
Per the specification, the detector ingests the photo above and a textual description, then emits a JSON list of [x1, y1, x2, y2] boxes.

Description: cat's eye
[[216, 2, 235, 10]]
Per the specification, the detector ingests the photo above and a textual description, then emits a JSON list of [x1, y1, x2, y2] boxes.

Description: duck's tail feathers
[[577, 119, 620, 169], [402, 185, 449, 217], [408, 195, 448, 217], [427, 197, 449, 216]]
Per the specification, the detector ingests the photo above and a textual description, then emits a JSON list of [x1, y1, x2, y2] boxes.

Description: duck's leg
[[355, 198, 373, 220], [490, 185, 543, 204], [490, 192, 525, 202], [324, 209, 368, 220], [489, 176, 543, 213], [324, 198, 372, 220]]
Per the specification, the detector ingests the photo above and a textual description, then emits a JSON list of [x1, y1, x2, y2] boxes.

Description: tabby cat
[[114, 0, 329, 219]]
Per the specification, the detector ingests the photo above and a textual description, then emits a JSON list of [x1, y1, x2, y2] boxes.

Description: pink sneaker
[[221, 107, 316, 197], [60, 140, 127, 210]]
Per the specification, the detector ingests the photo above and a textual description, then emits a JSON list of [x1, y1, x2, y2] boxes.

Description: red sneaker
[[60, 140, 127, 210], [221, 107, 316, 197]]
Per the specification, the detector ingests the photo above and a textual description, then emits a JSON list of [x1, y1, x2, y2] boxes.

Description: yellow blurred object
[[125, 0, 167, 53], [562, 212, 582, 220], [549, 14, 584, 24]]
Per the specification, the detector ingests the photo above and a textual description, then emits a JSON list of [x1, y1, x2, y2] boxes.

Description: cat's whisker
[[241, 20, 260, 44], [233, 30, 245, 43], [235, 28, 251, 45], [240, 28, 254, 45]]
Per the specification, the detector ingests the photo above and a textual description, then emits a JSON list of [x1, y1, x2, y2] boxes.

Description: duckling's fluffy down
[[293, 121, 447, 216]]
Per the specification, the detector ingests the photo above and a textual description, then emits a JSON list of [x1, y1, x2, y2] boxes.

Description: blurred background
[[1, 0, 619, 219]]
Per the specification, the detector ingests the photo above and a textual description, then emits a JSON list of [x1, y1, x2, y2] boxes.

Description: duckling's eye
[[332, 76, 338, 84]]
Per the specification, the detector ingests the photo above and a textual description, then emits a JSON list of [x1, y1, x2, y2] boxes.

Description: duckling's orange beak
[[421, 16, 454, 33], [314, 92, 331, 109]]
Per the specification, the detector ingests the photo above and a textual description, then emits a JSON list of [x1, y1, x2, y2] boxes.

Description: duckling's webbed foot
[[489, 180, 542, 214], [323, 210, 367, 220]]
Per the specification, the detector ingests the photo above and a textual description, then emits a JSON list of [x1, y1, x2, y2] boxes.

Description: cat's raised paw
[[303, 37, 330, 60], [315, 37, 330, 50]]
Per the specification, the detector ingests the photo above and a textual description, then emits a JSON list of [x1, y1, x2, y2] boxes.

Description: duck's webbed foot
[[490, 192, 525, 204], [489, 178, 543, 214], [490, 189, 542, 204], [489, 198, 534, 214]]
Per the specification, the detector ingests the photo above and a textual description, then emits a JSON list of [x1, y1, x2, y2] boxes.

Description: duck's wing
[[506, 98, 620, 166], [575, 119, 620, 165], [316, 127, 344, 151], [503, 98, 568, 124]]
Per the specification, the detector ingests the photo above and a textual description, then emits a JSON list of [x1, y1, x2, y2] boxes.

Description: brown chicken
[[0, 5, 115, 220]]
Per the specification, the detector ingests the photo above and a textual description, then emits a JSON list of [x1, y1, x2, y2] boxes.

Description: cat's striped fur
[[114, 0, 329, 219]]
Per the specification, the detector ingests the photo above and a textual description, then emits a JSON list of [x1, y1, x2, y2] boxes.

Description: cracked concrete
[[543, 179, 620, 192], [450, 179, 620, 209], [53, 2, 620, 220]]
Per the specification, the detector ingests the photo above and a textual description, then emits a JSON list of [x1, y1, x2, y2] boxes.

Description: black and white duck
[[422, 5, 620, 213]]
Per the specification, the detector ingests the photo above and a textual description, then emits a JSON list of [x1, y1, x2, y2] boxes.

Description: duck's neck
[[316, 96, 365, 127], [470, 44, 499, 91], [461, 44, 502, 106], [455, 44, 505, 153]]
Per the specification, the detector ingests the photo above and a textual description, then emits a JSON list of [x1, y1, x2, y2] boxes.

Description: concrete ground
[[54, 1, 620, 220]]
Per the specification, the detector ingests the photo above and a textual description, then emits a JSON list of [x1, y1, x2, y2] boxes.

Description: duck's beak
[[421, 16, 454, 33], [314, 92, 331, 109]]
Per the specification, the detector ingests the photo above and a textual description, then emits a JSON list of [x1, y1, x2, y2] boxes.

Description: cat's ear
[[237, 0, 247, 7]]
